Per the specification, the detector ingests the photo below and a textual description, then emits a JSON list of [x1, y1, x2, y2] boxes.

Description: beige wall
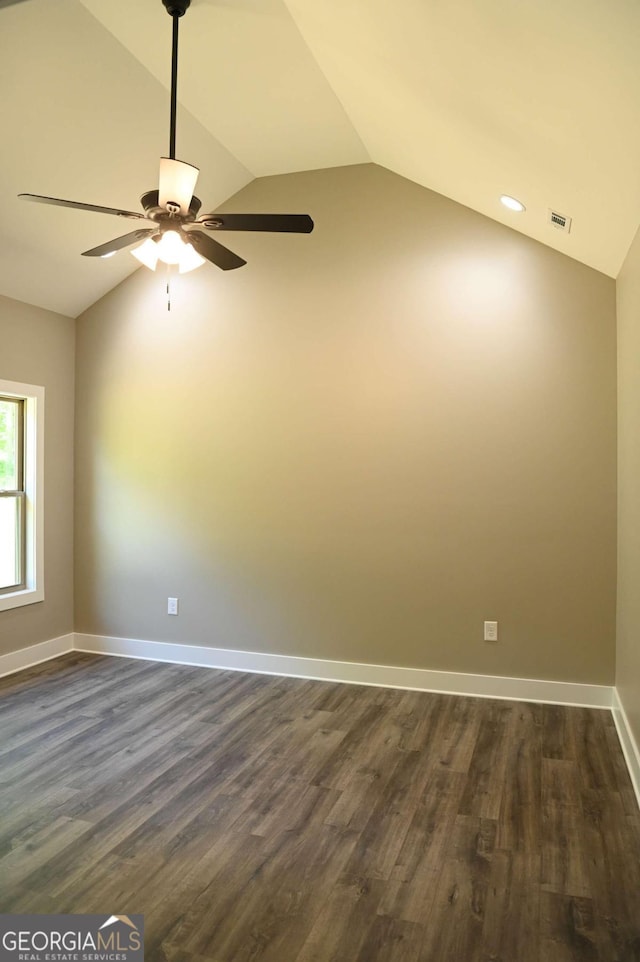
[[616, 226, 640, 740], [75, 163, 617, 684], [0, 295, 75, 656]]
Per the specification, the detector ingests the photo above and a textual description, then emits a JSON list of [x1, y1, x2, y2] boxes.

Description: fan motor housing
[[140, 189, 201, 221]]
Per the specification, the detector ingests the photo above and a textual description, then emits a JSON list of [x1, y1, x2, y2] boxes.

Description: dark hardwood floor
[[1, 652, 639, 961]]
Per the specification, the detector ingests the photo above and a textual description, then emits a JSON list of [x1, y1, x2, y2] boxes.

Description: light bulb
[[155, 230, 185, 265]]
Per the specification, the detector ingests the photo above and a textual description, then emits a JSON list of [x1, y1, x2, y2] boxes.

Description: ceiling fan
[[18, 0, 314, 274]]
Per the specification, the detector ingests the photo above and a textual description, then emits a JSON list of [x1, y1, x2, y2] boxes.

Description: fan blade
[[19, 193, 146, 219], [158, 158, 199, 216], [0, 0, 32, 8], [82, 229, 157, 257], [186, 231, 246, 271], [197, 213, 314, 233]]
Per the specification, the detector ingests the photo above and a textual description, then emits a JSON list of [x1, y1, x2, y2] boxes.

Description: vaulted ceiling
[[2, 0, 639, 317]]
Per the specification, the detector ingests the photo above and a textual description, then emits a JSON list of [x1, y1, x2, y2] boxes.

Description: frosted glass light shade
[[159, 158, 199, 215], [178, 243, 206, 273], [131, 237, 160, 270], [131, 232, 205, 273]]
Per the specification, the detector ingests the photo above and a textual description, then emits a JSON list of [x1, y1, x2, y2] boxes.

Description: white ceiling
[[1, 0, 639, 317]]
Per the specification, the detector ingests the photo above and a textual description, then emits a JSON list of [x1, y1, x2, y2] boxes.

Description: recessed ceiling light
[[500, 195, 526, 212]]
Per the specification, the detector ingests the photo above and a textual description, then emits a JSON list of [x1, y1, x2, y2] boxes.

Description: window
[[0, 380, 44, 611], [0, 396, 25, 591]]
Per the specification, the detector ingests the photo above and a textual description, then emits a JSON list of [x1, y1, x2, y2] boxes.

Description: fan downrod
[[162, 0, 190, 15]]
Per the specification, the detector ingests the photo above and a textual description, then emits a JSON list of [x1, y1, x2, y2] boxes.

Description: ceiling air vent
[[548, 209, 572, 233]]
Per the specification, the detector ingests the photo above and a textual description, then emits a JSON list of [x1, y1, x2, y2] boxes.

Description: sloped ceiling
[[1, 0, 639, 317]]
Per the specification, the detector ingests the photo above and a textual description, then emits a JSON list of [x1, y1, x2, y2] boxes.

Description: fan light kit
[[500, 195, 526, 212], [18, 0, 314, 283]]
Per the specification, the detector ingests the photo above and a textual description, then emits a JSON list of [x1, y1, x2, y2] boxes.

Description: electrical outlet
[[484, 620, 498, 642], [167, 597, 179, 616]]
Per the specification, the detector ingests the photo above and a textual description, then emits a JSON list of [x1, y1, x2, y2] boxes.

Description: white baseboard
[[0, 633, 74, 679], [612, 688, 640, 809], [73, 632, 613, 709]]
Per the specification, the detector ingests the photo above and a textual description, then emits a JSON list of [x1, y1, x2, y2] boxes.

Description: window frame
[[0, 395, 26, 593], [0, 379, 44, 612]]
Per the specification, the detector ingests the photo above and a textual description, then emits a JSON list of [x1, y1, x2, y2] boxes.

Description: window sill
[[0, 586, 44, 612]]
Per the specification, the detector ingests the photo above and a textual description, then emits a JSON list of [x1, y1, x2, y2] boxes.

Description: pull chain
[[166, 262, 171, 312]]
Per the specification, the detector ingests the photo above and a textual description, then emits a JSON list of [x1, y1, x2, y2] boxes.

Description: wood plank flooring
[[1, 653, 639, 961]]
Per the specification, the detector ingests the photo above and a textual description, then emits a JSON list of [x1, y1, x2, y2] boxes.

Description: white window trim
[[0, 379, 44, 612]]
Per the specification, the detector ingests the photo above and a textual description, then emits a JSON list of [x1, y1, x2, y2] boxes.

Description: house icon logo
[[99, 916, 140, 932], [95, 914, 144, 956]]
